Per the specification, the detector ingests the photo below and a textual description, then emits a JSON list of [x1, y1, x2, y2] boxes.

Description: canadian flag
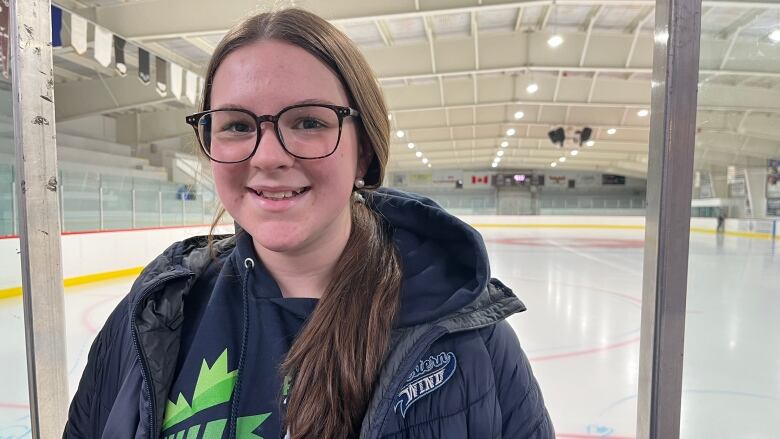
[[471, 175, 489, 185]]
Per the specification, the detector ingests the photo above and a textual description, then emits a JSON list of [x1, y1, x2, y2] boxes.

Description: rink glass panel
[[682, 5, 780, 438]]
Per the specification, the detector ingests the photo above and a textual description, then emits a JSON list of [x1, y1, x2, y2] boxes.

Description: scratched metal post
[[10, 0, 70, 437]]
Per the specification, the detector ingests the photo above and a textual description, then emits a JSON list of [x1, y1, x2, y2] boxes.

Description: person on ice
[[64, 8, 553, 439]]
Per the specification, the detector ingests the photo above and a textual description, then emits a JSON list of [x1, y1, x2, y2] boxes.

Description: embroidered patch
[[393, 351, 457, 418]]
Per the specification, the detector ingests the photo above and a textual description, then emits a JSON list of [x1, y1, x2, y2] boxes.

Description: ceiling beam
[[580, 5, 605, 66], [375, 20, 393, 46], [422, 17, 437, 74], [184, 37, 216, 56], [54, 74, 178, 121], [538, 4, 553, 30], [719, 8, 764, 69], [626, 6, 655, 67], [378, 64, 780, 84], [514, 7, 525, 32], [87, 0, 780, 42]]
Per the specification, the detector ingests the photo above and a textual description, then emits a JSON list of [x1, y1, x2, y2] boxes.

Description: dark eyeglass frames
[[185, 104, 360, 163]]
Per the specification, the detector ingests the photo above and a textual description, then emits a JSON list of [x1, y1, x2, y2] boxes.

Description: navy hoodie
[[64, 188, 554, 439]]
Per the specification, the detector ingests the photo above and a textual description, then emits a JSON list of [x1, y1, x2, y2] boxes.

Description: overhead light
[[422, 158, 429, 164], [570, 150, 579, 156], [607, 128, 617, 135], [770, 29, 780, 42], [407, 142, 415, 149], [547, 35, 564, 48], [550, 162, 557, 167], [427, 163, 432, 168], [500, 140, 509, 148], [514, 111, 525, 120], [637, 109, 649, 117], [396, 130, 405, 138], [491, 162, 498, 168], [495, 157, 502, 163], [415, 151, 422, 158], [526, 83, 539, 94], [585, 140, 595, 147], [388, 114, 393, 121], [559, 156, 566, 162], [497, 150, 505, 157], [506, 128, 517, 136]]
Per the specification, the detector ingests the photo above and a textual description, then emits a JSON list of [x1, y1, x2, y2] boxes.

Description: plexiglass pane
[[684, 5, 780, 437]]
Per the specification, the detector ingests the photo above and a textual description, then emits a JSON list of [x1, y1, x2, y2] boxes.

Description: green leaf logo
[[163, 349, 237, 430]]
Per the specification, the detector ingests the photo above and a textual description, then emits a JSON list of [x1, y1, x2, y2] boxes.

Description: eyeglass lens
[[198, 106, 341, 162]]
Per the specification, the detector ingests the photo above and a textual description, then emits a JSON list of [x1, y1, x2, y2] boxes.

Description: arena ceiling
[[49, 0, 780, 178]]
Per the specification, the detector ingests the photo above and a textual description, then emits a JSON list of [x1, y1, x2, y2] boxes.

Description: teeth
[[256, 188, 307, 199]]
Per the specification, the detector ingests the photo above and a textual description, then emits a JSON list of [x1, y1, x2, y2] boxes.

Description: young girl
[[64, 9, 553, 439]]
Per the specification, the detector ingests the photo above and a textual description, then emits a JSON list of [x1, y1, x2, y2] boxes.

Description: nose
[[248, 121, 295, 170]]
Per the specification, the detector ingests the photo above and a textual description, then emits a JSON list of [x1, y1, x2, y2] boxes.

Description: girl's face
[[210, 40, 368, 256]]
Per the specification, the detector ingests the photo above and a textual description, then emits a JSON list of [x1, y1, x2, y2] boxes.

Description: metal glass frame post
[[636, 0, 702, 438], [11, 181, 17, 235], [59, 184, 65, 231], [158, 190, 163, 226], [10, 0, 70, 436], [98, 186, 104, 230], [131, 189, 136, 228]]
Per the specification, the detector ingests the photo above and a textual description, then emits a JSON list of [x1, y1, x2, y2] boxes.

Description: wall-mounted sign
[[602, 174, 626, 185]]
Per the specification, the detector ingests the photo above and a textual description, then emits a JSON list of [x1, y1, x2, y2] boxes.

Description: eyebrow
[[212, 98, 341, 112]]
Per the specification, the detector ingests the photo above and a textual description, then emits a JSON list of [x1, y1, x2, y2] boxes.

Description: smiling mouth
[[250, 187, 311, 200]]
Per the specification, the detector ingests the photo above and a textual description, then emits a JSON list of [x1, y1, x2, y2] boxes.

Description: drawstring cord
[[228, 257, 254, 438]]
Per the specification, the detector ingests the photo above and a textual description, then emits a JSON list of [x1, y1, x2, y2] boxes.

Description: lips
[[248, 186, 311, 201]]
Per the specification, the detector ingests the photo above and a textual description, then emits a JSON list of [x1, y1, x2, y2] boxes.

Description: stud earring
[[354, 178, 365, 189]]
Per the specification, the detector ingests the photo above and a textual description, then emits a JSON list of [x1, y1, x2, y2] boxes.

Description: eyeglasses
[[185, 104, 360, 163]]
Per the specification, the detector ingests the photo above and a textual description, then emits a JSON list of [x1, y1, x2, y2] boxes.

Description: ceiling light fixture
[[415, 151, 422, 158], [491, 162, 498, 168], [407, 142, 415, 149], [526, 83, 539, 94], [506, 128, 517, 136], [427, 163, 432, 168], [551, 162, 557, 168], [559, 156, 566, 162], [396, 130, 405, 138], [547, 35, 564, 48], [570, 150, 579, 156], [585, 140, 595, 147], [497, 150, 505, 157], [514, 111, 525, 120], [607, 128, 617, 135], [422, 158, 429, 164], [500, 140, 509, 148], [637, 109, 649, 117], [770, 29, 780, 42]]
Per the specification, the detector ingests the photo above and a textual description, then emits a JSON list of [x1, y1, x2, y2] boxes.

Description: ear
[[356, 145, 373, 179]]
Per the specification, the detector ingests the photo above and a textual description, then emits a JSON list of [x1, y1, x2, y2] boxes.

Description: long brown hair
[[202, 9, 402, 438]]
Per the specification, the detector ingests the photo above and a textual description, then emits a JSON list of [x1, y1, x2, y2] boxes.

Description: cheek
[[212, 164, 245, 204]]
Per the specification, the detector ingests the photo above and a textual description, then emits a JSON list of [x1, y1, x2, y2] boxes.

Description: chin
[[244, 221, 307, 254]]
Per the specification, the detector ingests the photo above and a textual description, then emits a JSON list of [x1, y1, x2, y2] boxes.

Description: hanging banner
[[169, 63, 183, 99], [114, 36, 127, 76], [768, 159, 780, 198], [93, 25, 112, 67], [51, 5, 63, 47], [185, 70, 198, 104], [138, 48, 151, 84], [0, 1, 9, 79], [155, 57, 168, 96], [70, 13, 88, 55], [547, 175, 568, 188]]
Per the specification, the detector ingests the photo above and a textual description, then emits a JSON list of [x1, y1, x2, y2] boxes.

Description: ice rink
[[1, 225, 778, 438]]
